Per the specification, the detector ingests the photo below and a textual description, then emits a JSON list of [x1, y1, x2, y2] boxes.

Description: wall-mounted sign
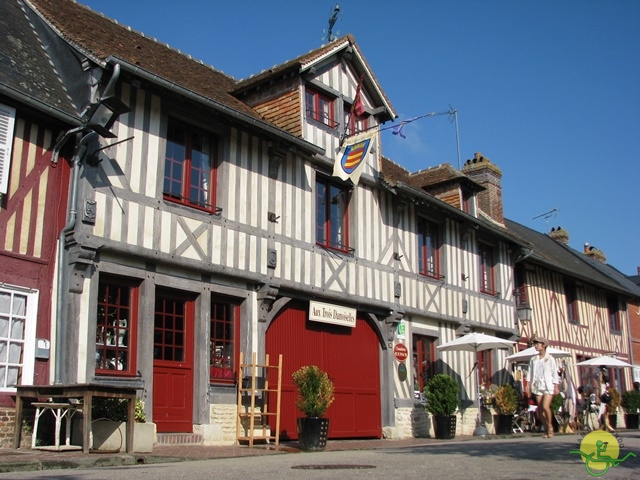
[[309, 300, 356, 328], [394, 343, 408, 362], [397, 362, 407, 382], [397, 319, 406, 339]]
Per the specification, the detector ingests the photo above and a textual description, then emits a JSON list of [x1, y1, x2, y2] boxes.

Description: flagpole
[[340, 74, 365, 146], [340, 106, 461, 167], [453, 109, 461, 170]]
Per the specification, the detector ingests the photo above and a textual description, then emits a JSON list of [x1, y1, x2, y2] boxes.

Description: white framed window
[[0, 284, 38, 391], [0, 103, 17, 195]]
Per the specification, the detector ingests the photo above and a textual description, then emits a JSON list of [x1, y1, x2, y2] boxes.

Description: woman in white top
[[525, 335, 560, 438]]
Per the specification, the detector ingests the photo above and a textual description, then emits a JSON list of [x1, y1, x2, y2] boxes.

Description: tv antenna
[[324, 4, 341, 43], [533, 208, 559, 231]]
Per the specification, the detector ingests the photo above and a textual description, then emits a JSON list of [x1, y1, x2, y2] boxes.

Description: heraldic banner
[[332, 129, 376, 185]]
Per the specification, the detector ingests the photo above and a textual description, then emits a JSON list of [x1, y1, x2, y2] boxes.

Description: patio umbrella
[[505, 346, 571, 363], [436, 332, 515, 436], [575, 356, 633, 368]]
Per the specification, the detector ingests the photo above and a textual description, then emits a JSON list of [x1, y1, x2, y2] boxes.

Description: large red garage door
[[266, 303, 381, 440]]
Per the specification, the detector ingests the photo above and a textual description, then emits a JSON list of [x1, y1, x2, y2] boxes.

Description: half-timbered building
[[10, 0, 636, 448], [231, 45, 530, 438], [0, 0, 535, 445], [0, 0, 87, 447], [506, 221, 639, 423]]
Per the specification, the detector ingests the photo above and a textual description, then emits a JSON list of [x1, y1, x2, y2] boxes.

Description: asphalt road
[[2, 433, 639, 479]]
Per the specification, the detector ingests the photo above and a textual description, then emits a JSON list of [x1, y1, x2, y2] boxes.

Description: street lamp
[[516, 304, 532, 322], [82, 95, 130, 139], [514, 286, 532, 323]]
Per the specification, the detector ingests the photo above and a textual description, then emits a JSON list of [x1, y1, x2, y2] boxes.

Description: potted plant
[[292, 365, 335, 451], [424, 374, 460, 439], [548, 393, 565, 433], [492, 383, 519, 435], [80, 397, 154, 452], [620, 389, 640, 429], [608, 386, 621, 429]]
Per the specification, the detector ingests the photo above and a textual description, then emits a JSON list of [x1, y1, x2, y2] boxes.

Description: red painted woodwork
[[0, 116, 71, 401], [266, 303, 381, 440], [152, 293, 194, 432]]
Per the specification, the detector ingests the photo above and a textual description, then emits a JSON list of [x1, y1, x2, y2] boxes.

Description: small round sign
[[393, 343, 408, 362], [397, 362, 407, 382]]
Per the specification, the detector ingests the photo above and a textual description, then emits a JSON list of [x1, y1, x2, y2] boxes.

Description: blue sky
[[81, 0, 640, 276]]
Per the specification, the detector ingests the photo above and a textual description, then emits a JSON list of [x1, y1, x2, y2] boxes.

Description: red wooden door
[[152, 292, 194, 433], [266, 303, 381, 439]]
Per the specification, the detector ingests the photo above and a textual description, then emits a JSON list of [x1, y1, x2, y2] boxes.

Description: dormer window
[[462, 187, 474, 215], [305, 88, 338, 129]]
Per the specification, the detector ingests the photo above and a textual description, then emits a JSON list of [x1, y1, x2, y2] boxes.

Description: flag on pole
[[352, 74, 365, 116], [333, 129, 376, 185], [391, 123, 406, 138]]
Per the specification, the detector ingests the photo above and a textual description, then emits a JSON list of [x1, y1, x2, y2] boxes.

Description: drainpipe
[[101, 63, 120, 98], [54, 131, 97, 384]]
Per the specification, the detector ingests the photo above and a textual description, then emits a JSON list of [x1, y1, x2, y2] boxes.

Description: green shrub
[[424, 374, 460, 416], [608, 387, 621, 411], [621, 389, 640, 413], [292, 365, 335, 418], [492, 383, 519, 415], [551, 393, 563, 413], [92, 398, 146, 422]]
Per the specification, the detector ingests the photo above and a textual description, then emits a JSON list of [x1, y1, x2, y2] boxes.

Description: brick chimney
[[548, 226, 569, 245], [584, 242, 607, 263], [461, 152, 503, 224]]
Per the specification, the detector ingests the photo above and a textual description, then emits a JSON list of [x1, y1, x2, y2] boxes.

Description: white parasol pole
[[473, 348, 489, 436]]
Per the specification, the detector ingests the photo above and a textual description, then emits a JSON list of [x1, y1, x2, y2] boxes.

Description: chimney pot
[[549, 226, 570, 245], [584, 243, 606, 263]]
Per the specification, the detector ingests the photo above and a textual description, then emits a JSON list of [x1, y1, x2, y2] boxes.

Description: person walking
[[526, 335, 560, 438], [598, 369, 615, 432]]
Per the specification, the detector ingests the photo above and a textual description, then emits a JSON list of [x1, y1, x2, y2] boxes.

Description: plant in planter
[[491, 383, 519, 435], [549, 393, 564, 433], [292, 365, 335, 451], [134, 399, 147, 423], [621, 389, 640, 429], [87, 398, 153, 453], [608, 386, 621, 428], [92, 397, 146, 422], [424, 374, 460, 439]]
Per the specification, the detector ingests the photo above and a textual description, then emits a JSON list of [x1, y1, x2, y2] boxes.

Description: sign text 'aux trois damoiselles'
[[309, 301, 356, 328]]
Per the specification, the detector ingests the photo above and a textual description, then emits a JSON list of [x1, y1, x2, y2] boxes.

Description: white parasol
[[437, 332, 515, 436], [505, 346, 571, 363], [575, 356, 633, 368]]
